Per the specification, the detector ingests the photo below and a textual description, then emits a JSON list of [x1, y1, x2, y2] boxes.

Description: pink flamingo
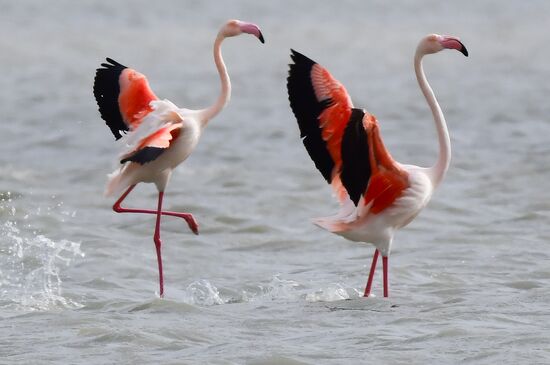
[[287, 34, 468, 297], [93, 20, 264, 297]]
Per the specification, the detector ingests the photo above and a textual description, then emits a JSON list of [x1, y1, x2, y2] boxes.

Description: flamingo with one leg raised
[[93, 19, 264, 297], [287, 34, 467, 297]]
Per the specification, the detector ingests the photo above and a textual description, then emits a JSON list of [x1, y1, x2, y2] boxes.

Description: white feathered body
[[105, 100, 203, 197], [313, 165, 434, 256]]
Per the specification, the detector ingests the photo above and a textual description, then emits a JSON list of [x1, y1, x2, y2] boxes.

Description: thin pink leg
[[363, 249, 379, 297], [382, 255, 389, 298], [113, 185, 199, 235], [154, 192, 164, 298]]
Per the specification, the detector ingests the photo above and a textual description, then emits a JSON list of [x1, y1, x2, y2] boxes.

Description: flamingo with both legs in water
[[287, 34, 468, 297], [93, 19, 264, 297]]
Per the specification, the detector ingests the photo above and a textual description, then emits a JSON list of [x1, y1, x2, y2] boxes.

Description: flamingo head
[[419, 34, 468, 57], [221, 19, 265, 43]]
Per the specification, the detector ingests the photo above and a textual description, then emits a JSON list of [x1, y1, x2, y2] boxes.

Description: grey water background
[[1, 0, 549, 363]]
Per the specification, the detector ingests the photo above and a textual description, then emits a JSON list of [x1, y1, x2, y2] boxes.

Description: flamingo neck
[[414, 51, 450, 187], [200, 33, 231, 127]]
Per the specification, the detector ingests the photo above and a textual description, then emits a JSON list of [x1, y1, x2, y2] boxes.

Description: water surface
[[1, 1, 549, 364]]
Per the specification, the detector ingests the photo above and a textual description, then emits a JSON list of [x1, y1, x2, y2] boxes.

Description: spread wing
[[93, 58, 159, 139], [287, 50, 409, 212], [287, 49, 353, 201]]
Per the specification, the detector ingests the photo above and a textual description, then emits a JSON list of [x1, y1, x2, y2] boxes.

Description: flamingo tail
[[312, 199, 359, 233], [104, 165, 136, 197]]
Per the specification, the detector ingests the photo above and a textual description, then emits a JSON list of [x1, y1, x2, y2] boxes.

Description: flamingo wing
[[287, 50, 409, 212], [287, 50, 353, 200], [120, 121, 182, 164], [341, 110, 409, 211], [94, 58, 159, 139]]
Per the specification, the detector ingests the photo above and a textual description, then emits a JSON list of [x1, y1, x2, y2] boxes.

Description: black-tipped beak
[[258, 31, 265, 44], [458, 41, 468, 57]]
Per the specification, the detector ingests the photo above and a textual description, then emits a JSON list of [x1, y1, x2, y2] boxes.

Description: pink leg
[[113, 185, 199, 235], [382, 255, 389, 298], [154, 192, 164, 298], [363, 249, 379, 297]]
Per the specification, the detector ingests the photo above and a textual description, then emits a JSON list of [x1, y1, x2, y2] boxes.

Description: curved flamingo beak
[[456, 40, 468, 57], [239, 22, 265, 44], [439, 36, 468, 57]]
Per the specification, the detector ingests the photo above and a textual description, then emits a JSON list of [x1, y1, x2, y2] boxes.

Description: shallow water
[[1, 0, 550, 364]]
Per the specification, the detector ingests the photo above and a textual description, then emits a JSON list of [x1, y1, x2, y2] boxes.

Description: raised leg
[[154, 192, 164, 298], [113, 185, 199, 235], [382, 255, 389, 298], [363, 249, 380, 297]]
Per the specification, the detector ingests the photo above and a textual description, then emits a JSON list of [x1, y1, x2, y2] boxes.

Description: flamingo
[[287, 34, 468, 298], [93, 19, 264, 297]]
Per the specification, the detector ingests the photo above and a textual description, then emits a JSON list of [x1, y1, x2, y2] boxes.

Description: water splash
[[258, 275, 301, 300], [305, 284, 361, 302], [228, 275, 361, 304], [244, 275, 363, 303], [238, 275, 302, 303], [169, 275, 363, 307], [179, 279, 225, 306], [0, 194, 84, 311]]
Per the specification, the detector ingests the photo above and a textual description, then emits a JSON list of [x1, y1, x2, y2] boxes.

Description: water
[[1, 0, 550, 363]]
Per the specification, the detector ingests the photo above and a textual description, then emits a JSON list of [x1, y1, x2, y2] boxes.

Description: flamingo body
[[103, 97, 201, 196], [93, 20, 264, 297], [319, 165, 433, 254], [287, 34, 467, 297]]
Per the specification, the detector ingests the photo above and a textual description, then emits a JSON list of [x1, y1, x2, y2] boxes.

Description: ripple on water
[[247, 356, 313, 365], [127, 298, 200, 314], [503, 280, 541, 290]]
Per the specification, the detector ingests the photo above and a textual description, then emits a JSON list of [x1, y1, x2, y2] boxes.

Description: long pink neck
[[414, 50, 450, 187], [200, 33, 231, 126]]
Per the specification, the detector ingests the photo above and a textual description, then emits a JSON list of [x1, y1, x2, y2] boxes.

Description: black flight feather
[[340, 108, 371, 206], [287, 49, 335, 183], [93, 58, 128, 140], [120, 147, 166, 165]]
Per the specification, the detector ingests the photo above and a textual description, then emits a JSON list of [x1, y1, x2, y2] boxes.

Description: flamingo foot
[[156, 210, 199, 235], [181, 213, 199, 235]]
